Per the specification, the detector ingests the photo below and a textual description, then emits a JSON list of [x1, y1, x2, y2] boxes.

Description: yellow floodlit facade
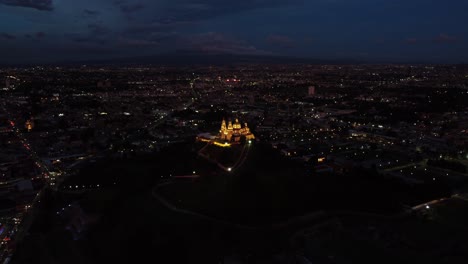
[[25, 119, 34, 132], [213, 141, 231, 147], [219, 118, 255, 142]]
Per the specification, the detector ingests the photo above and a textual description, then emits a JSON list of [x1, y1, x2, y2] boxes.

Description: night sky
[[1, 0, 467, 64]]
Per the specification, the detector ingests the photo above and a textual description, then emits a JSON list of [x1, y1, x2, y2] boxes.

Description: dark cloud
[[120, 18, 189, 47], [144, 31, 178, 43], [36, 31, 46, 38], [51, 41, 119, 57], [177, 0, 300, 17], [118, 3, 145, 13], [150, 17, 196, 28], [114, 0, 301, 53], [0, 32, 16, 40], [83, 9, 100, 16], [67, 24, 112, 45], [304, 36, 314, 44], [182, 32, 271, 55], [69, 35, 93, 43], [118, 37, 159, 47], [123, 21, 191, 36], [266, 34, 295, 48], [404, 38, 417, 44], [155, 0, 301, 26], [24, 32, 46, 39], [434, 33, 457, 43], [88, 23, 111, 35], [70, 35, 107, 45], [374, 37, 385, 44], [114, 1, 301, 52], [0, 0, 53, 11], [2, 0, 467, 64], [118, 30, 177, 48]]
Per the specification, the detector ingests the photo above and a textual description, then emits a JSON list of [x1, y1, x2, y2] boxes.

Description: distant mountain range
[[73, 52, 365, 66], [1, 52, 365, 67], [1, 51, 464, 67]]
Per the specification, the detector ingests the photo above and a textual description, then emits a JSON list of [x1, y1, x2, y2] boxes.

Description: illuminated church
[[219, 118, 255, 142]]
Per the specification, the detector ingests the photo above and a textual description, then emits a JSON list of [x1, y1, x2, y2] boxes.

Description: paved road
[[198, 142, 252, 173], [382, 160, 426, 173], [411, 193, 468, 211], [151, 181, 258, 230], [151, 176, 410, 234], [1, 106, 55, 261], [412, 198, 448, 211]]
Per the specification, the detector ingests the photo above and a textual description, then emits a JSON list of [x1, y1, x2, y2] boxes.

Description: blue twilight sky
[[0, 0, 467, 64]]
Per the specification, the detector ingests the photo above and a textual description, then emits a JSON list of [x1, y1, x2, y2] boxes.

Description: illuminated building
[[219, 118, 255, 143], [25, 119, 34, 132]]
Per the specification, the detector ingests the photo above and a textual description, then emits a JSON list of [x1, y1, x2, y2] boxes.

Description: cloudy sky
[[0, 0, 467, 64]]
